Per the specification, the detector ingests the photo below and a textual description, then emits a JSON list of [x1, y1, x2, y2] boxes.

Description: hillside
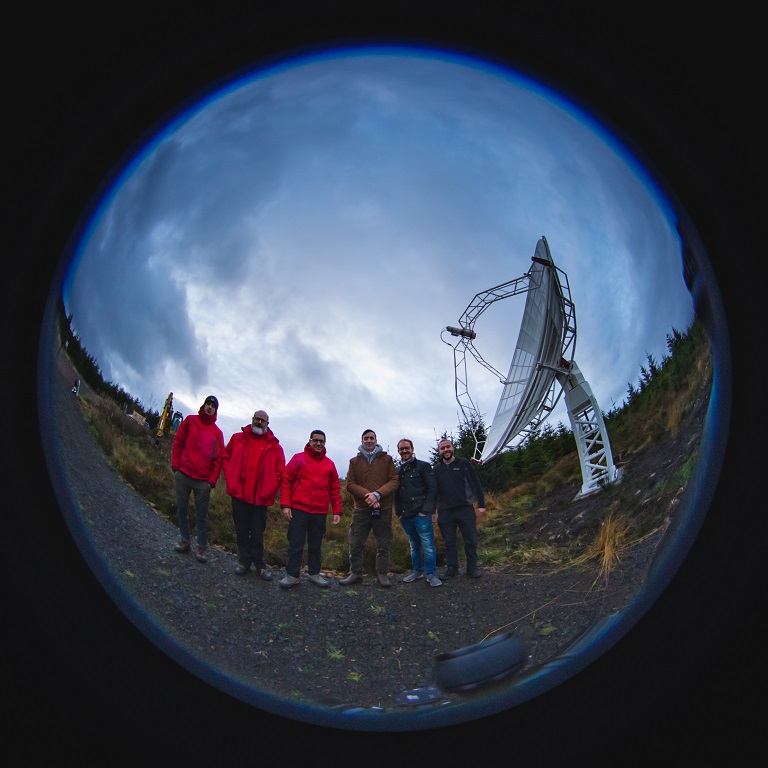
[[47, 337, 711, 720]]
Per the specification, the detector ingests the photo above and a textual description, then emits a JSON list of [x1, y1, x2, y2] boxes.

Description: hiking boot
[[377, 573, 392, 587], [279, 574, 301, 589], [234, 563, 249, 576], [307, 573, 329, 588], [259, 567, 274, 582], [174, 540, 190, 553], [194, 547, 208, 563], [439, 567, 458, 579], [403, 571, 424, 583], [339, 573, 363, 585], [466, 567, 483, 578], [427, 574, 443, 587]]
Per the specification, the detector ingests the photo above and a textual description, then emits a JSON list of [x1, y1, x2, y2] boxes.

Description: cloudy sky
[[61, 45, 694, 475]]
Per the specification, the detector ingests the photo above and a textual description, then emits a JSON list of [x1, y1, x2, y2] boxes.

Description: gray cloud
[[62, 48, 694, 470]]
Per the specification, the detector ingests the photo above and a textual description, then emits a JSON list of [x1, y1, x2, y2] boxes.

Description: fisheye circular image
[[38, 43, 728, 732]]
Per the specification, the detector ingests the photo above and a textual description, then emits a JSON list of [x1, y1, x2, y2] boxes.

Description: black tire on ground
[[433, 632, 526, 692]]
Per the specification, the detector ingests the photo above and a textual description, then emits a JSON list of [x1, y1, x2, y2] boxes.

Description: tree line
[[57, 292, 707, 497], [57, 296, 161, 430]]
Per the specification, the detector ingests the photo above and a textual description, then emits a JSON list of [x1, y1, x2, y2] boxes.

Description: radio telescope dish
[[441, 236, 620, 497], [482, 237, 572, 461]]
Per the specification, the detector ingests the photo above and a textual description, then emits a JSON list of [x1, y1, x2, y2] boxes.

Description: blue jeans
[[400, 514, 437, 575]]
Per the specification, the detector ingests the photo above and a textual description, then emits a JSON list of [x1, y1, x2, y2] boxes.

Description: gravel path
[[48, 344, 666, 728]]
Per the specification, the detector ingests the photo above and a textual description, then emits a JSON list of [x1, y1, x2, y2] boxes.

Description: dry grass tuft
[[571, 508, 632, 585]]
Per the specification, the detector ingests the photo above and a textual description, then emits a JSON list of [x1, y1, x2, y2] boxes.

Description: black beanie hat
[[203, 395, 219, 410]]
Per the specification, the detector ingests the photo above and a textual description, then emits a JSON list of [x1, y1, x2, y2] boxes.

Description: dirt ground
[[48, 344, 708, 724]]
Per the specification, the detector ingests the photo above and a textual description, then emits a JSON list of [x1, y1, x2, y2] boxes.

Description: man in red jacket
[[278, 429, 342, 588], [171, 395, 225, 563], [222, 409, 285, 580]]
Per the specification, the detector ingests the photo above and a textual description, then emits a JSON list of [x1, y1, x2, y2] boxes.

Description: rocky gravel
[[47, 344, 707, 725]]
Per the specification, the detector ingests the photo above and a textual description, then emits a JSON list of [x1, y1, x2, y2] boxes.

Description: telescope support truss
[[555, 361, 621, 497]]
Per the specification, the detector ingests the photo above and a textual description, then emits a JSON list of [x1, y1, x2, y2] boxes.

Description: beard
[[252, 425, 266, 435]]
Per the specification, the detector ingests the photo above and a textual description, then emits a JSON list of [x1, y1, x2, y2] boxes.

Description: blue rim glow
[[39, 41, 730, 732]]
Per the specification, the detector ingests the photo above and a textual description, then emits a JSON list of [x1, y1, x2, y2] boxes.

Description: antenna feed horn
[[446, 326, 476, 339]]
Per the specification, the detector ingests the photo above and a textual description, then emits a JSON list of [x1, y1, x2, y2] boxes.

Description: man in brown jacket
[[340, 429, 400, 587]]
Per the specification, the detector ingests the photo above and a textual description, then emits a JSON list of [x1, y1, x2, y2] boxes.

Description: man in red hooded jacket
[[171, 395, 225, 562], [278, 429, 342, 588], [222, 409, 285, 580]]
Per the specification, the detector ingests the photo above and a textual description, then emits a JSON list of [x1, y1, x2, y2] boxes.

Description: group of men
[[171, 395, 486, 589]]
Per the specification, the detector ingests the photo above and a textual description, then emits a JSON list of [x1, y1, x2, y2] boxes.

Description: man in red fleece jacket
[[171, 394, 225, 563], [278, 429, 342, 588], [222, 409, 285, 580]]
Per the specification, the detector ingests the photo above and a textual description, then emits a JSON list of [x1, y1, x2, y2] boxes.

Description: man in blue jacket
[[433, 438, 486, 579]]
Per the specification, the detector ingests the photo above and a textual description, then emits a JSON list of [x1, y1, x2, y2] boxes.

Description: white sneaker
[[427, 574, 443, 587], [307, 573, 329, 587], [279, 574, 301, 588], [403, 571, 424, 583]]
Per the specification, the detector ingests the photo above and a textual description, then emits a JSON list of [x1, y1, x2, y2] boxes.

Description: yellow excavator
[[156, 392, 181, 438]]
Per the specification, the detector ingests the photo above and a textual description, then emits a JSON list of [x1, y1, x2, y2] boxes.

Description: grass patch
[[478, 546, 509, 566], [326, 643, 344, 660], [512, 543, 573, 568]]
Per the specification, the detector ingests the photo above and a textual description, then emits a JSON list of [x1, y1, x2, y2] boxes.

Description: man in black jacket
[[433, 438, 486, 578], [394, 439, 441, 587]]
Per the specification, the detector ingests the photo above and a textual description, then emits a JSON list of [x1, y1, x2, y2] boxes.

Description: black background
[[9, 2, 757, 760]]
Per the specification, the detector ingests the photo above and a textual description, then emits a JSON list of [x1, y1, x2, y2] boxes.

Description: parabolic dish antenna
[[441, 236, 621, 497]]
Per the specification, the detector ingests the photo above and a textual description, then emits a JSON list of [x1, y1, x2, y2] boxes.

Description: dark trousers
[[348, 507, 393, 575], [175, 470, 211, 547], [231, 498, 268, 569], [286, 509, 328, 577], [437, 505, 478, 572]]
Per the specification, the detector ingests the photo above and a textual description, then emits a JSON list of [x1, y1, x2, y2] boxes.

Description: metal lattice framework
[[441, 236, 620, 497]]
